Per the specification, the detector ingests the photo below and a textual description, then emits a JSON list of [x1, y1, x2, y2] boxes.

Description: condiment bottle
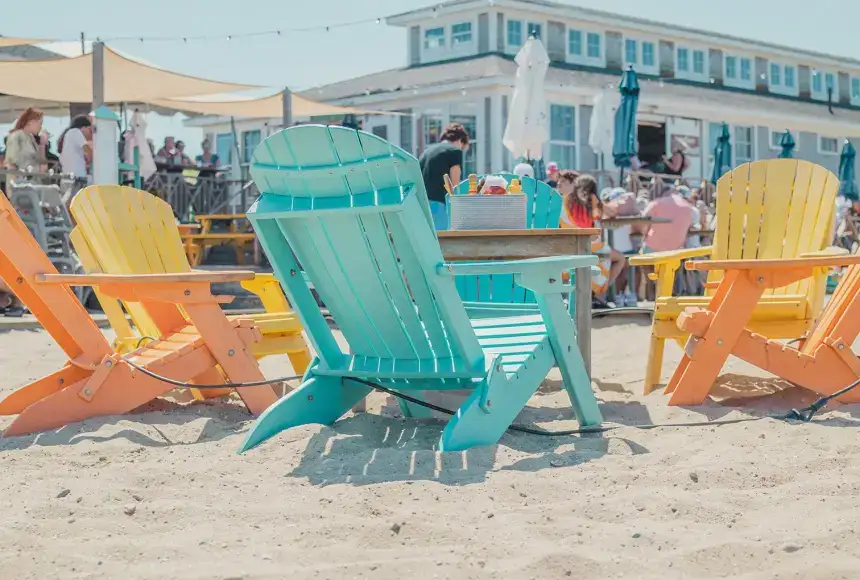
[[468, 173, 478, 195], [509, 179, 522, 194]]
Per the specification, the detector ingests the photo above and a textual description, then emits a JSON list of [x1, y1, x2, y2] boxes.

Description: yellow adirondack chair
[[629, 159, 845, 394], [69, 185, 312, 400]]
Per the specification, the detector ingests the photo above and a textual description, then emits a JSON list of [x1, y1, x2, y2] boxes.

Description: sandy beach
[[2, 316, 859, 580]]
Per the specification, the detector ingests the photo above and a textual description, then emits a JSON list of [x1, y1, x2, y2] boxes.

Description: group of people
[[418, 121, 709, 306], [152, 136, 221, 169], [1, 108, 94, 189]]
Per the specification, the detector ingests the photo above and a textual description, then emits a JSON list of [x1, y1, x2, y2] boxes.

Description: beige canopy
[[150, 92, 384, 119], [0, 45, 260, 103]]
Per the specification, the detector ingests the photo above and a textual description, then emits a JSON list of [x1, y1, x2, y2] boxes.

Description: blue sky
[[3, 0, 856, 155]]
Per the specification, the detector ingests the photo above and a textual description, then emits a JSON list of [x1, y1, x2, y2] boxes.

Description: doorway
[[637, 123, 666, 167]]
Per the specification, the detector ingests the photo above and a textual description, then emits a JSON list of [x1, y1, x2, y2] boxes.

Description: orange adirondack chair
[[0, 194, 278, 437], [665, 254, 860, 406]]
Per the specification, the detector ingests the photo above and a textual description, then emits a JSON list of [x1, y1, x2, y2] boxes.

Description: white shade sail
[[150, 92, 379, 119], [503, 37, 550, 160]]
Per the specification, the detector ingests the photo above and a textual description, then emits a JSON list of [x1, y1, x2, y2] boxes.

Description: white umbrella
[[124, 110, 157, 180], [588, 88, 618, 170], [503, 37, 550, 161]]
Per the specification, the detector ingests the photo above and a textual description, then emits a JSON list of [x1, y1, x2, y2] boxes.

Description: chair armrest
[[800, 246, 850, 258], [437, 255, 598, 277], [685, 255, 860, 272], [628, 245, 713, 266], [36, 271, 256, 286]]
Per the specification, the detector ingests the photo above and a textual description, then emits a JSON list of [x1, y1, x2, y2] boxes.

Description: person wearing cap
[[545, 161, 559, 188]]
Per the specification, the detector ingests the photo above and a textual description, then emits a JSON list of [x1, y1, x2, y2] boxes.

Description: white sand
[[2, 317, 859, 579]]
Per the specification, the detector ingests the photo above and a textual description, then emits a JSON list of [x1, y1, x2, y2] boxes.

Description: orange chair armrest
[[685, 255, 860, 272]]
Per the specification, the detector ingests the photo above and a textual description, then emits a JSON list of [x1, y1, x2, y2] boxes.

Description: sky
[[2, 0, 858, 155]]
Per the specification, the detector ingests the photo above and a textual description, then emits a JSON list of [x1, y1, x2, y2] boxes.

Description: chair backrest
[[453, 174, 563, 228], [452, 174, 564, 304], [248, 125, 484, 374], [70, 185, 191, 337], [0, 193, 111, 365], [802, 263, 860, 355], [712, 160, 839, 299]]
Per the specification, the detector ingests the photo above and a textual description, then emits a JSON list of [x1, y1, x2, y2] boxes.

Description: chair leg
[[0, 365, 92, 416], [644, 334, 665, 395], [238, 375, 372, 453], [439, 343, 555, 453]]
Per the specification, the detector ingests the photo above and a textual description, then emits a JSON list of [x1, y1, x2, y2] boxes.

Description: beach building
[[187, 0, 860, 179]]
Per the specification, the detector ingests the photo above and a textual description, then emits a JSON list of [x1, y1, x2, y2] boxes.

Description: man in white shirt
[[58, 115, 93, 181]]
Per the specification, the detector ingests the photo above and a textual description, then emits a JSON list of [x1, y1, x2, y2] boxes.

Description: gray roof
[[299, 54, 860, 130], [387, 0, 860, 68]]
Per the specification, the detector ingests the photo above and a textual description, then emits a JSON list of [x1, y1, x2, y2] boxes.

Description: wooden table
[[437, 228, 600, 377], [180, 214, 255, 266]]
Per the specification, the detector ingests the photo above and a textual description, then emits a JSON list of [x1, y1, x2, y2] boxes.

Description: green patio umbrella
[[777, 130, 795, 158], [838, 140, 858, 200], [710, 123, 732, 183], [612, 66, 640, 174]]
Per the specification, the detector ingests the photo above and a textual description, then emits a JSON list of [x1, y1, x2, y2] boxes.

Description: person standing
[[418, 122, 470, 230], [58, 115, 93, 186], [4, 107, 47, 173]]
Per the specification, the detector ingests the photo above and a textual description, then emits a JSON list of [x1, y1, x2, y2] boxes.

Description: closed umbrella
[[710, 122, 732, 184], [588, 88, 619, 170], [777, 130, 795, 158], [612, 66, 640, 172], [503, 36, 550, 162], [124, 110, 157, 181], [838, 139, 858, 199]]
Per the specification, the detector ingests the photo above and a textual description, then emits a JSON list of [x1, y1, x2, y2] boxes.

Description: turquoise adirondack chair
[[239, 125, 602, 453], [451, 175, 568, 316]]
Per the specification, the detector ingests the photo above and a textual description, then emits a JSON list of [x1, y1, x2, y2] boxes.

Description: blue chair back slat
[[249, 125, 482, 369]]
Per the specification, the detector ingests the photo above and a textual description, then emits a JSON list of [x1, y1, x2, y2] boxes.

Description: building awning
[[0, 45, 260, 103]]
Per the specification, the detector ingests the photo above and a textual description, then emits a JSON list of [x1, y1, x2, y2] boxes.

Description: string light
[[86, 16, 386, 43]]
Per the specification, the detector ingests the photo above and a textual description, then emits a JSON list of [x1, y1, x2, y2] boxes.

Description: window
[[740, 58, 751, 81], [507, 20, 523, 47], [568, 29, 603, 64], [725, 56, 737, 79], [527, 22, 542, 39], [422, 115, 443, 152], [812, 69, 837, 101], [548, 104, 576, 169], [569, 30, 582, 56], [450, 114, 478, 175], [770, 63, 781, 86], [819, 136, 839, 155], [586, 32, 601, 58], [642, 42, 655, 67], [371, 125, 388, 140], [677, 47, 689, 72], [215, 133, 233, 165], [769, 62, 799, 95], [451, 22, 472, 46], [852, 77, 860, 104], [770, 129, 798, 150], [242, 130, 261, 163], [424, 27, 445, 50], [734, 126, 754, 165], [693, 50, 705, 74], [725, 54, 753, 89], [625, 39, 637, 65], [677, 46, 707, 81]]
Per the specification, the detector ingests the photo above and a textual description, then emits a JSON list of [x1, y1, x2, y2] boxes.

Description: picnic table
[[180, 214, 256, 266], [437, 228, 600, 377]]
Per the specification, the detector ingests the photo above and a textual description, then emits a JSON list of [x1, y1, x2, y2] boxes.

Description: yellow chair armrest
[[241, 274, 291, 313], [628, 245, 713, 266], [800, 246, 850, 258]]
